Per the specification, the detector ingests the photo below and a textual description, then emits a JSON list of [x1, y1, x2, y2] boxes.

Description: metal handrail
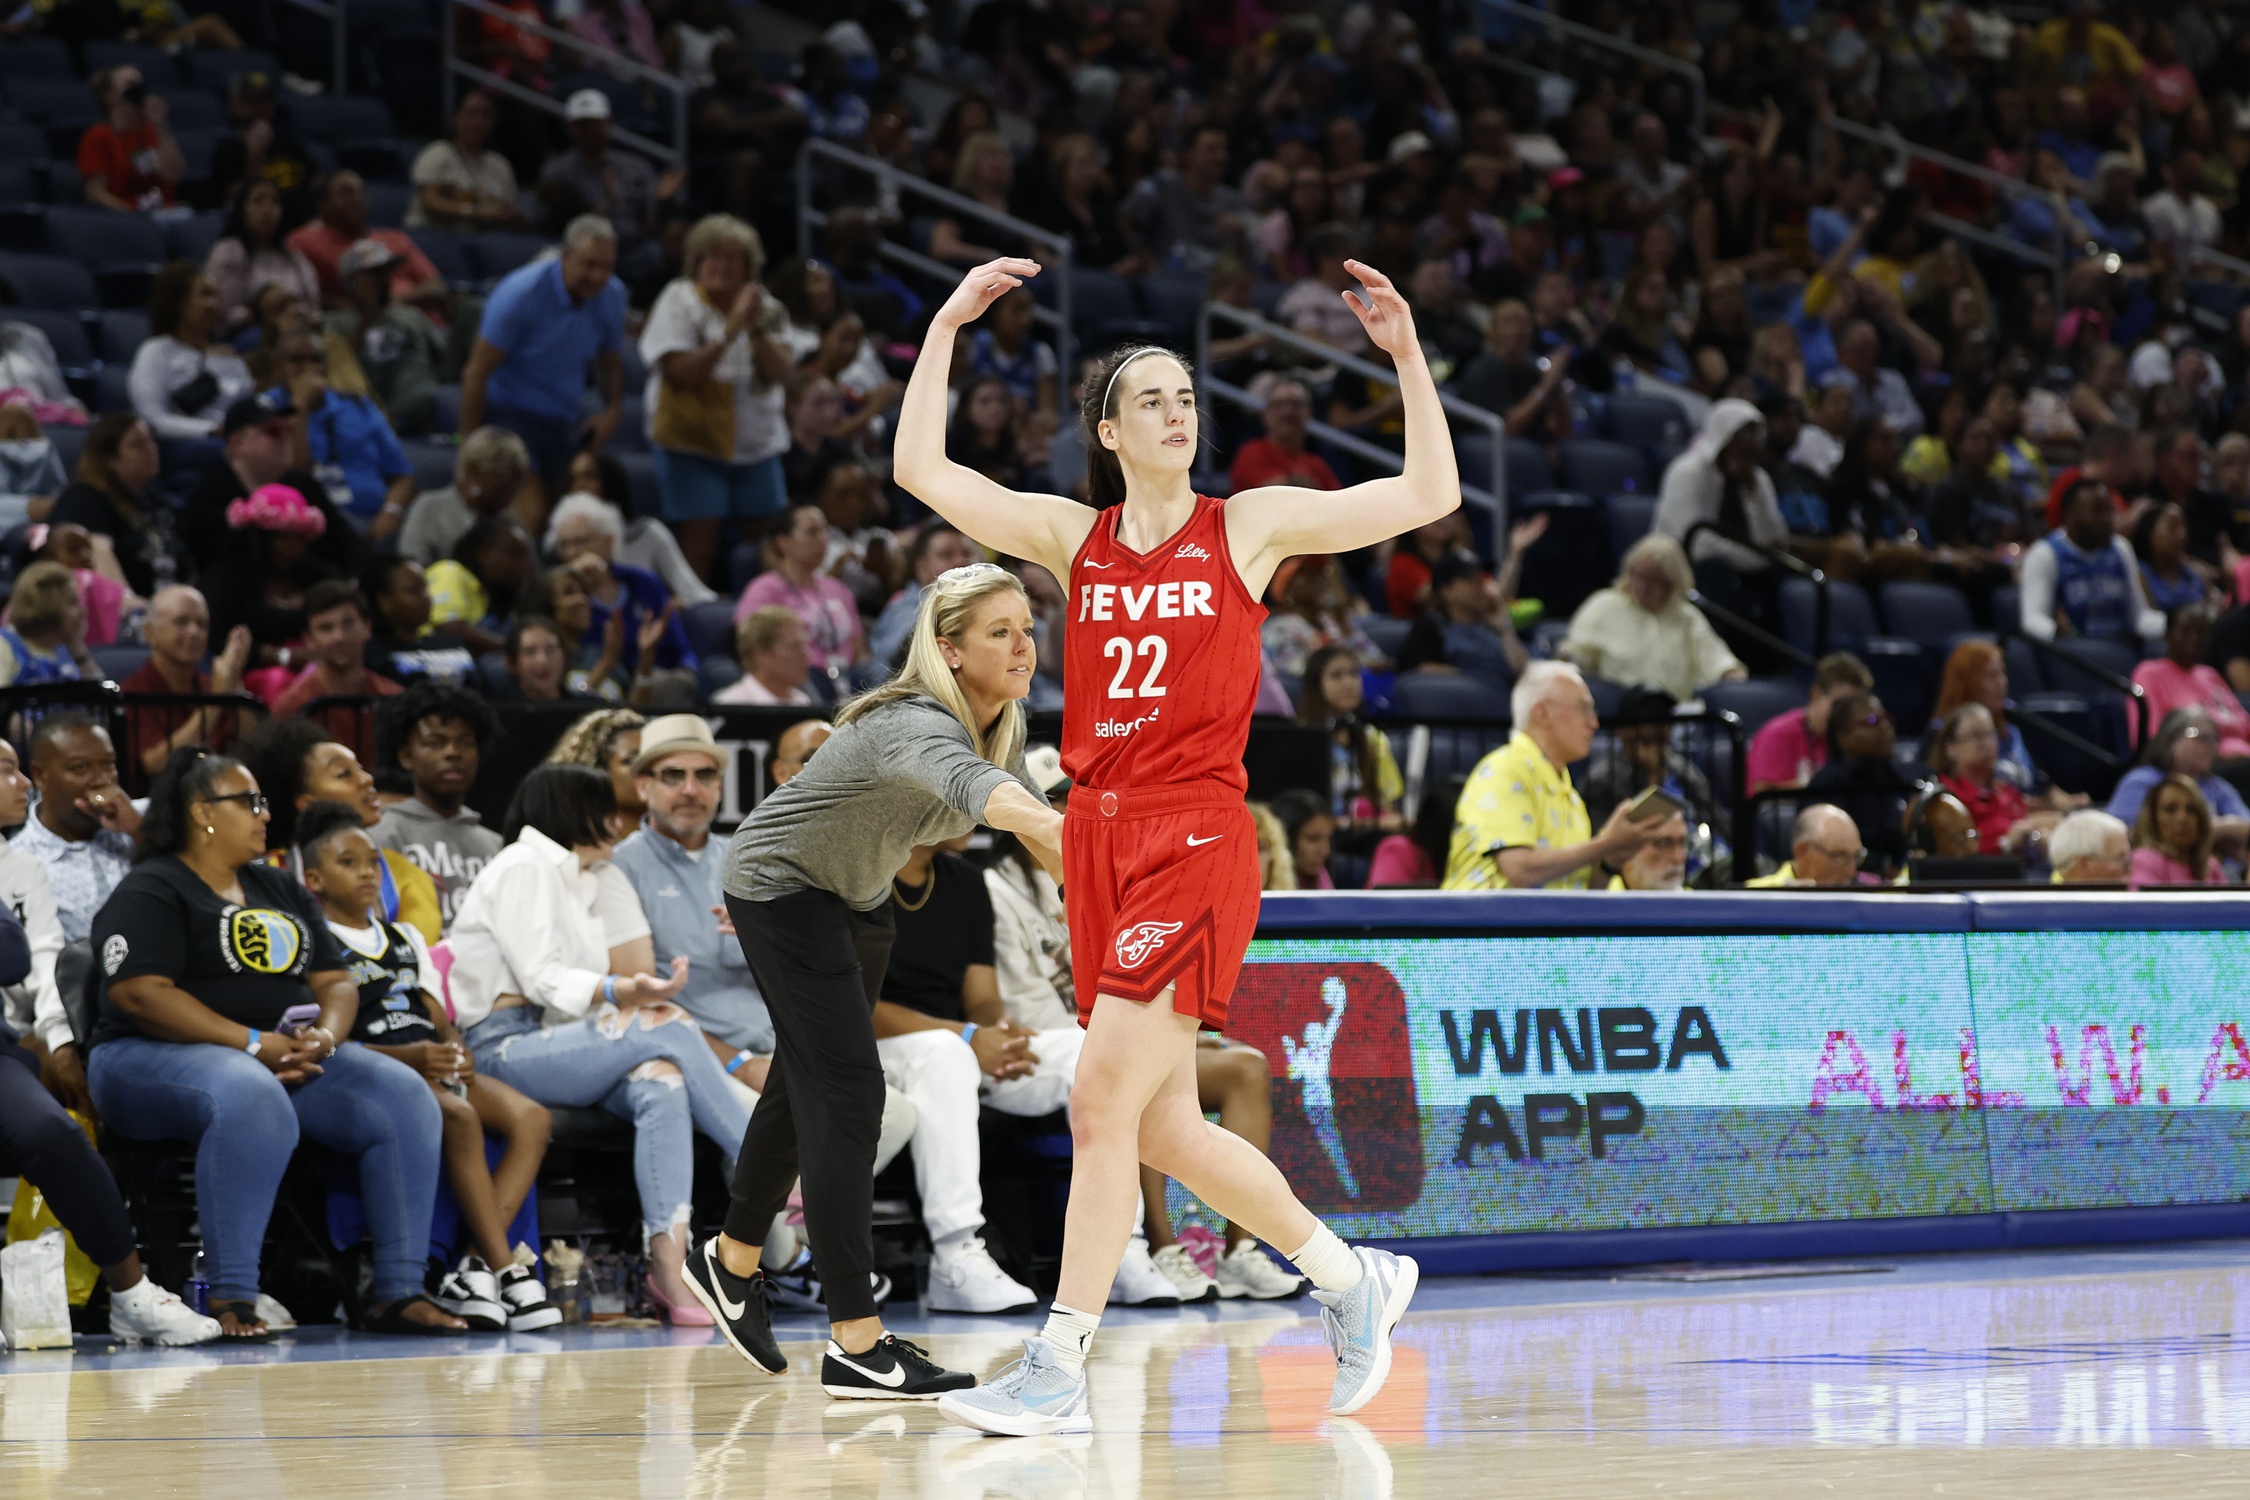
[[1687, 589, 1814, 670], [2014, 633, 2152, 747], [1481, 0, 1705, 144], [1824, 117, 2068, 299], [2189, 244, 2250, 281], [1194, 304, 1507, 521], [795, 138, 1074, 379], [442, 0, 690, 167], [280, 0, 348, 94], [1681, 521, 1826, 655]]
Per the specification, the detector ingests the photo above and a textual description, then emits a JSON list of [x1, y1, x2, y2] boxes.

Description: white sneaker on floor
[[108, 1280, 220, 1346], [254, 1292, 296, 1331], [1150, 1243, 1220, 1303], [496, 1264, 563, 1331], [1216, 1240, 1308, 1300], [432, 1257, 507, 1331], [924, 1237, 1037, 1314], [1109, 1237, 1183, 1306]]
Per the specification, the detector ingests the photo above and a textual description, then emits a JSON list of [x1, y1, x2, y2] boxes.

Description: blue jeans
[[87, 1038, 442, 1304], [465, 1006, 748, 1241], [485, 402, 581, 494], [655, 448, 788, 522]]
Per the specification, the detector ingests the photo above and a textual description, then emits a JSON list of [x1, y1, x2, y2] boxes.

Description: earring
[[204, 826, 214, 836]]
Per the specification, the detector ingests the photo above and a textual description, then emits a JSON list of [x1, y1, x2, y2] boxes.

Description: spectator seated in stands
[[1451, 298, 1571, 437], [205, 179, 322, 339], [459, 215, 629, 508], [638, 214, 794, 587], [495, 615, 599, 704], [17, 714, 138, 946], [1747, 803, 1868, 888], [2050, 808, 2132, 884], [2129, 773, 2224, 887], [207, 71, 317, 228], [292, 801, 560, 1332], [1927, 702, 2058, 863], [2106, 707, 2250, 857], [426, 515, 534, 658], [203, 482, 345, 677], [1804, 692, 1916, 877], [1929, 639, 2067, 800], [401, 427, 533, 570], [121, 585, 254, 776], [1383, 511, 1479, 619], [0, 303, 84, 422], [51, 413, 184, 600], [779, 370, 858, 504], [1443, 662, 1658, 891], [946, 374, 1032, 489], [549, 492, 698, 706], [240, 714, 441, 945], [326, 240, 449, 440], [369, 681, 505, 926], [870, 524, 979, 670], [2134, 499, 2209, 617], [132, 263, 258, 474], [1656, 398, 1789, 612], [1122, 124, 1246, 274], [1228, 378, 1340, 492], [715, 605, 815, 707], [2021, 478, 2166, 648], [78, 65, 182, 214], [1747, 651, 1873, 793], [409, 88, 525, 232], [288, 170, 449, 316], [184, 392, 359, 581], [1297, 644, 1402, 829], [1369, 776, 1462, 889], [967, 288, 1060, 433], [448, 764, 747, 1326], [86, 748, 459, 1340], [816, 463, 900, 618], [363, 557, 475, 685], [1396, 550, 1530, 684], [1261, 554, 1385, 679], [874, 834, 1179, 1310], [1278, 224, 1371, 354], [27, 520, 133, 650], [1610, 810, 1690, 891], [1582, 686, 1718, 839], [736, 501, 867, 682], [269, 328, 417, 542], [567, 450, 715, 607], [1269, 787, 1337, 890], [545, 706, 649, 824], [2131, 606, 2250, 768], [540, 91, 665, 285], [1562, 534, 1746, 702], [0, 561, 98, 687], [266, 578, 401, 719]]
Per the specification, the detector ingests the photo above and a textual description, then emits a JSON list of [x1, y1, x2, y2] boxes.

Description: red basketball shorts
[[1063, 781, 1263, 1029]]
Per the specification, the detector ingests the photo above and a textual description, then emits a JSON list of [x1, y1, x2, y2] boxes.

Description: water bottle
[[185, 1250, 209, 1315]]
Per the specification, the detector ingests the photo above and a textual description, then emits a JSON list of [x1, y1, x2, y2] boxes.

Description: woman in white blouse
[[128, 263, 254, 458], [1561, 532, 1746, 702], [448, 763, 749, 1324]]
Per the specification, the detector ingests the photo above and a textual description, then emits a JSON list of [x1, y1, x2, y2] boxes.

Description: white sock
[[1041, 1302, 1100, 1378], [1288, 1225, 1365, 1295]]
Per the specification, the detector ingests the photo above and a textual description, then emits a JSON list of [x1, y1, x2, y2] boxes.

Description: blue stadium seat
[[1139, 272, 1207, 341], [401, 440, 457, 493], [409, 228, 474, 287], [1700, 676, 1803, 737], [0, 122, 51, 165], [92, 644, 150, 682], [0, 38, 72, 79], [1363, 615, 1411, 660], [170, 128, 219, 189], [1421, 724, 1514, 787], [1877, 580, 1975, 648], [101, 310, 150, 364], [1557, 438, 1650, 495], [2015, 692, 2110, 796], [1990, 584, 2021, 637], [160, 93, 226, 133], [1501, 438, 1551, 495], [365, 180, 412, 228], [43, 422, 87, 479], [47, 205, 168, 274], [728, 541, 763, 595], [1603, 393, 1691, 453], [39, 162, 81, 207], [469, 231, 550, 283], [187, 49, 283, 95], [0, 253, 98, 313], [1865, 637, 1929, 732], [698, 657, 743, 697], [10, 308, 93, 370], [1777, 578, 1881, 656], [167, 211, 226, 264], [94, 364, 132, 412], [607, 394, 647, 452], [613, 451, 657, 519], [5, 77, 102, 129], [286, 95, 397, 143], [682, 600, 738, 660], [2003, 635, 2043, 696], [2038, 637, 2141, 698], [0, 195, 42, 252], [84, 41, 182, 85], [1601, 492, 1656, 560], [1067, 267, 1146, 341], [428, 384, 460, 436], [1391, 672, 1510, 722]]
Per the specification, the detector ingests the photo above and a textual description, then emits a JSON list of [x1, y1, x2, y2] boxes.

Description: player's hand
[[1339, 260, 1420, 361], [935, 258, 1040, 332]]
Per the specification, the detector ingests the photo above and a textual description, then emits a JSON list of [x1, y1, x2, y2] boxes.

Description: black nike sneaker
[[684, 1235, 786, 1375], [821, 1333, 976, 1400]]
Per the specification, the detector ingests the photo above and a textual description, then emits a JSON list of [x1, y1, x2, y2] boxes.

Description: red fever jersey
[[1058, 495, 1268, 1026]]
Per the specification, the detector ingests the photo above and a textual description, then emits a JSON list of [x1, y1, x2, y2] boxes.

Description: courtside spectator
[[1611, 811, 1690, 890], [1930, 640, 2052, 794], [1562, 534, 1746, 701], [769, 718, 832, 787], [52, 413, 184, 599], [79, 66, 182, 213], [1747, 652, 1874, 793], [545, 707, 648, 822], [287, 170, 449, 313], [2022, 478, 2165, 647], [1229, 379, 1340, 492], [1582, 686, 1717, 834], [715, 606, 815, 706], [1443, 662, 1657, 891], [870, 524, 980, 669], [2051, 809, 2132, 884], [1249, 800, 1294, 890], [1269, 787, 1338, 890], [239, 715, 441, 945], [459, 216, 629, 507], [736, 501, 867, 680], [1806, 693, 1917, 876], [205, 179, 322, 335], [1297, 644, 1402, 826], [370, 681, 505, 924], [1747, 804, 1867, 888], [18, 715, 137, 943], [2107, 708, 2250, 850], [400, 427, 533, 568], [87, 747, 458, 1340], [1928, 702, 2052, 860], [121, 586, 254, 776], [448, 764, 747, 1325], [132, 264, 256, 460], [1369, 778, 1462, 888], [0, 562, 96, 686], [2129, 773, 2224, 886]]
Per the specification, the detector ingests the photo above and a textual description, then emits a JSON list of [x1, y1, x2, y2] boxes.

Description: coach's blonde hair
[[837, 563, 1028, 768]]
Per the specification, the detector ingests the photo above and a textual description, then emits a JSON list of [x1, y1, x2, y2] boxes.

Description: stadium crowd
[[8, 0, 2250, 1341]]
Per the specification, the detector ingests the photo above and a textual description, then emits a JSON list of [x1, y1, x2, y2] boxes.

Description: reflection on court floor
[[4, 1244, 2250, 1497]]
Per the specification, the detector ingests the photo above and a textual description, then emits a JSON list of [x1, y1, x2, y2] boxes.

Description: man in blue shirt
[[458, 214, 627, 507]]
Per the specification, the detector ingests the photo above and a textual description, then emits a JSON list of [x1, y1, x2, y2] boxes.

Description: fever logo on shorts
[[1229, 962, 1423, 1213], [228, 908, 303, 975], [1114, 920, 1185, 969]]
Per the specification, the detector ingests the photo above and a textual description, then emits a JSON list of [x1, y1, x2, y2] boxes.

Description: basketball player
[[895, 256, 1460, 1435]]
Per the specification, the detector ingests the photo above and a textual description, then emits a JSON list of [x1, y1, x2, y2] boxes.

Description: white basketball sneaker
[[1215, 1240, 1308, 1300], [108, 1279, 220, 1346], [1150, 1243, 1220, 1303], [1108, 1236, 1183, 1307], [924, 1236, 1038, 1314]]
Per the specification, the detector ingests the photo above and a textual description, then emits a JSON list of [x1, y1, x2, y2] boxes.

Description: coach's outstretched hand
[[1340, 260, 1421, 362], [935, 257, 1042, 332]]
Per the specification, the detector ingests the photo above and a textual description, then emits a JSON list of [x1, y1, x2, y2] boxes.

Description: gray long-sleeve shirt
[[724, 695, 1039, 911]]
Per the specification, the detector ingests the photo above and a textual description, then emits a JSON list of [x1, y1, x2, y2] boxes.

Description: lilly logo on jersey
[[1174, 543, 1212, 560], [1114, 921, 1185, 969]]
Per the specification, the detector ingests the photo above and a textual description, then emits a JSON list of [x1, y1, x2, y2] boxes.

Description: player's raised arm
[[1226, 260, 1462, 587], [894, 259, 1096, 581]]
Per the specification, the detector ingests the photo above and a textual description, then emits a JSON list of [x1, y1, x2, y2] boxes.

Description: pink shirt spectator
[[1368, 835, 1437, 887], [1746, 706, 1825, 790], [735, 571, 863, 674], [569, 1, 664, 74], [2128, 657, 2250, 756], [76, 568, 124, 646], [2129, 846, 2224, 887]]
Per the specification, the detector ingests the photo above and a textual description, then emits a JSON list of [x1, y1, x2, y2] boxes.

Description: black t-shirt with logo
[[90, 857, 347, 1047], [881, 852, 996, 1025]]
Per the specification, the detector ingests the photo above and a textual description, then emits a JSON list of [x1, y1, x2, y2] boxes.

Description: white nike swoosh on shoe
[[830, 1351, 908, 1388], [1186, 834, 1222, 846], [705, 1245, 748, 1320]]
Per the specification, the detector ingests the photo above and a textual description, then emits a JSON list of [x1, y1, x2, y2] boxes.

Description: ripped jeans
[[465, 1004, 749, 1242]]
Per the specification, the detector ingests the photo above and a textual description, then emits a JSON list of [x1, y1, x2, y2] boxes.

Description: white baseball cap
[[564, 88, 612, 122]]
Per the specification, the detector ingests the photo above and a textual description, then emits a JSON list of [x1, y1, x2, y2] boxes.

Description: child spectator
[[1269, 786, 1338, 890], [369, 681, 506, 925], [1297, 644, 1402, 827]]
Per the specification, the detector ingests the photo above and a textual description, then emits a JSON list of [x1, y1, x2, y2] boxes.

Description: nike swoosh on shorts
[[1186, 834, 1223, 846]]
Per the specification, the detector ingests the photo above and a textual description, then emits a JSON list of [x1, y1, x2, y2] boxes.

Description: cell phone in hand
[[277, 1003, 323, 1036]]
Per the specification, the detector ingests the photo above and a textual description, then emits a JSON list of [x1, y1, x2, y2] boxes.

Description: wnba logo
[[1230, 962, 1423, 1213], [1114, 921, 1184, 969]]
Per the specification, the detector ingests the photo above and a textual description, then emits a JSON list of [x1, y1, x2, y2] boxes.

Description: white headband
[[1100, 348, 1168, 418]]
